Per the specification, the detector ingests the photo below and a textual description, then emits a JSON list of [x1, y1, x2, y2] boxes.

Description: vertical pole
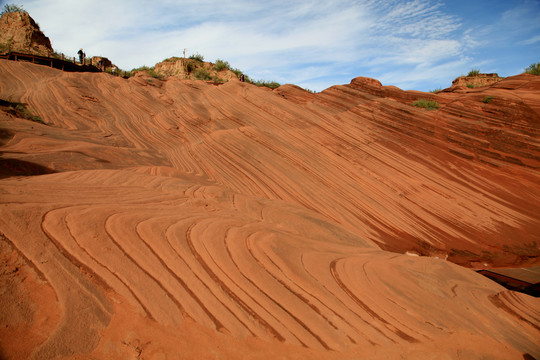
[[183, 48, 187, 59]]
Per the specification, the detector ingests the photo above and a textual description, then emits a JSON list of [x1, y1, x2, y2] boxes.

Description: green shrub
[[194, 67, 212, 80], [0, 99, 45, 124], [213, 59, 230, 72], [15, 104, 44, 123], [189, 53, 204, 62], [524, 62, 540, 75], [467, 69, 480, 77], [211, 76, 225, 83], [0, 39, 13, 53], [466, 83, 485, 88], [412, 99, 440, 110], [184, 60, 198, 74], [253, 80, 281, 89], [429, 88, 442, 93], [163, 56, 182, 63], [148, 69, 162, 79], [121, 70, 134, 78], [130, 65, 162, 79], [482, 96, 494, 103], [1, 4, 27, 15], [131, 65, 151, 72], [230, 68, 243, 77]]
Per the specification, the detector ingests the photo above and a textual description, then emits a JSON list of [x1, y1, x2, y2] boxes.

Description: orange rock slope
[[0, 60, 539, 359]]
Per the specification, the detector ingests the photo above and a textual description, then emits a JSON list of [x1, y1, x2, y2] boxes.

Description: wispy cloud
[[519, 35, 540, 45], [17, 0, 540, 91]]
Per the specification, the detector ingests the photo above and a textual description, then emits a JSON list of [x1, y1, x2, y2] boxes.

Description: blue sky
[[6, 0, 540, 92]]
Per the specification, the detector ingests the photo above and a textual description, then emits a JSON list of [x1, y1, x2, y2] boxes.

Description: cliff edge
[[0, 11, 53, 56]]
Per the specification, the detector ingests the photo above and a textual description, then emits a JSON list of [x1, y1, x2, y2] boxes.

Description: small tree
[[194, 67, 212, 80], [1, 4, 27, 16], [467, 69, 480, 77]]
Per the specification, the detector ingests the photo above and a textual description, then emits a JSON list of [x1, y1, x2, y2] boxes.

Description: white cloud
[[18, 0, 534, 92], [372, 0, 460, 38], [519, 35, 540, 45], [377, 57, 470, 89]]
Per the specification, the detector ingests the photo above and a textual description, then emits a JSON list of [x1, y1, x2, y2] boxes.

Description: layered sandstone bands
[[0, 60, 539, 359]]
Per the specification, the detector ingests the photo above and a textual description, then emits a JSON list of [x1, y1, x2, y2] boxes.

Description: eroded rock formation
[[0, 11, 53, 56], [450, 73, 503, 89], [154, 57, 238, 81], [0, 59, 538, 359]]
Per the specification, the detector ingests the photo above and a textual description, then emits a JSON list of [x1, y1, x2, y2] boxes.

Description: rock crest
[[451, 73, 503, 89], [0, 11, 53, 56], [154, 57, 238, 81]]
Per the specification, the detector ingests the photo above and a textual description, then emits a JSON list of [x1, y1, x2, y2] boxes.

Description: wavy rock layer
[[0, 60, 539, 359]]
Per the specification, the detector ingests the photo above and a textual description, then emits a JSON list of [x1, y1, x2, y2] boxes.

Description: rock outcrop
[[91, 56, 113, 70], [0, 11, 53, 56], [154, 57, 238, 81], [450, 73, 503, 89]]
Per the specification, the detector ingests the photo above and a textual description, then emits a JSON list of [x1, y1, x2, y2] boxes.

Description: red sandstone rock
[[0, 50, 539, 359], [450, 73, 503, 89], [0, 11, 52, 56], [154, 57, 238, 81], [90, 56, 113, 70]]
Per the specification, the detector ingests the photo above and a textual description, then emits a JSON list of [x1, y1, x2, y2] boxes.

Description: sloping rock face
[[0, 61, 539, 359], [0, 11, 53, 55]]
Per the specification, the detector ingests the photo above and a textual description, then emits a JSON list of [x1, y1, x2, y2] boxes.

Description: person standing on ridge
[[77, 49, 84, 64]]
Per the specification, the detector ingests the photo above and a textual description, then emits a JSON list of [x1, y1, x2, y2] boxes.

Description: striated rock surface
[[0, 11, 53, 56], [0, 60, 539, 359]]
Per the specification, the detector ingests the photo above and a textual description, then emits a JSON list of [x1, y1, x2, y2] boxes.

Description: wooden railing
[[0, 52, 101, 73]]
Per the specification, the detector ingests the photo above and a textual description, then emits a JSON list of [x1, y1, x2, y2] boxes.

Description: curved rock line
[[330, 259, 419, 343], [139, 214, 264, 335], [183, 219, 295, 344], [220, 227, 331, 349], [243, 230, 377, 347], [43, 207, 154, 316], [164, 217, 282, 339], [102, 210, 186, 325]]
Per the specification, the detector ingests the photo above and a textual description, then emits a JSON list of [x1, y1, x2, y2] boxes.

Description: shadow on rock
[[0, 158, 55, 178]]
